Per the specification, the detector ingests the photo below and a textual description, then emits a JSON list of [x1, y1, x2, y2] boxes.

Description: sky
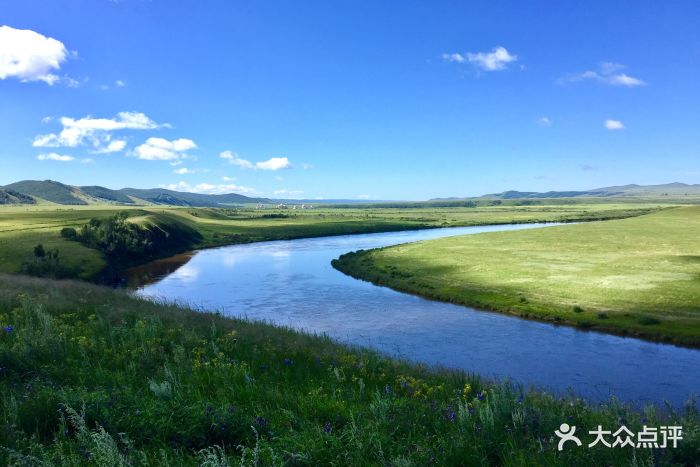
[[1, 1, 699, 200]]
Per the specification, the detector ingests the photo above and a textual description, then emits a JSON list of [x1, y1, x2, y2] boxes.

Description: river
[[133, 223, 700, 408]]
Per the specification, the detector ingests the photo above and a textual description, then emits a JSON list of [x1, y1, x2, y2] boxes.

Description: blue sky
[[1, 1, 698, 200]]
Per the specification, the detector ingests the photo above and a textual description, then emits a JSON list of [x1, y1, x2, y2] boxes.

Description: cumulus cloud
[[444, 46, 517, 71], [33, 111, 164, 153], [256, 157, 291, 170], [162, 181, 258, 195], [604, 119, 625, 130], [0, 25, 72, 85], [93, 139, 127, 154], [537, 117, 552, 127], [134, 137, 196, 161], [560, 62, 646, 87], [220, 151, 292, 170], [220, 150, 253, 169], [37, 152, 74, 162]]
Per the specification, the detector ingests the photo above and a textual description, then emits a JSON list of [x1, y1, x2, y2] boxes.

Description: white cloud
[[560, 62, 646, 87], [441, 53, 466, 64], [220, 151, 292, 171], [93, 139, 127, 154], [33, 111, 164, 152], [162, 181, 258, 195], [445, 46, 517, 71], [222, 176, 236, 182], [604, 119, 625, 130], [134, 137, 196, 161], [115, 79, 125, 87], [256, 157, 291, 171], [273, 189, 304, 196], [537, 117, 552, 127], [81, 158, 94, 164], [173, 167, 194, 174], [301, 163, 313, 170], [0, 26, 72, 85], [220, 150, 253, 168], [37, 152, 74, 162]]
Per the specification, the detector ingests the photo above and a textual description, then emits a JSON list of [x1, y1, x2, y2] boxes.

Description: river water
[[134, 223, 700, 408]]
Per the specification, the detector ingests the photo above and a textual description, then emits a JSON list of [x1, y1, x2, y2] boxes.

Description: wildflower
[[477, 391, 486, 401], [463, 383, 472, 397], [323, 422, 332, 434], [283, 358, 293, 366], [3, 325, 13, 333], [384, 385, 392, 395], [445, 410, 457, 422]]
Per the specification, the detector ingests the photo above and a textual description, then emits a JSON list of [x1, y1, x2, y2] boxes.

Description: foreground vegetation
[[333, 207, 700, 347], [0, 203, 664, 282], [0, 274, 697, 465]]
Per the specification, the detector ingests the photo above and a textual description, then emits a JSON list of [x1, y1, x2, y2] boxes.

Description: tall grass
[[0, 274, 697, 465]]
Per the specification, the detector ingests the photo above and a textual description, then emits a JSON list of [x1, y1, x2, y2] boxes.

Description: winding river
[[133, 223, 700, 408]]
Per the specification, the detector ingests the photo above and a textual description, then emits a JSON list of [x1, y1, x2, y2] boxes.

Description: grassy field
[[333, 206, 700, 347], [0, 203, 664, 282], [0, 273, 697, 465]]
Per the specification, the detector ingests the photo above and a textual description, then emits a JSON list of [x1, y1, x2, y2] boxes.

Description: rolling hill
[[0, 180, 270, 206]]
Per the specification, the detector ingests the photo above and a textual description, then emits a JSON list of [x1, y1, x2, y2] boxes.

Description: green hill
[[0, 189, 36, 205], [0, 180, 270, 207], [3, 180, 88, 205]]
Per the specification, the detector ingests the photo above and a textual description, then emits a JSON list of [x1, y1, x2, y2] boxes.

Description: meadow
[[0, 203, 663, 283], [332, 206, 700, 347], [0, 273, 697, 465]]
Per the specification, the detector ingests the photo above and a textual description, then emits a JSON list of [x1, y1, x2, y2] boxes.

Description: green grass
[[0, 203, 665, 282], [332, 206, 700, 347], [0, 273, 697, 465]]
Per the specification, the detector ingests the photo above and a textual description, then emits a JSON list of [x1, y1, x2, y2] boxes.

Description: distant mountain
[[119, 188, 270, 207], [3, 180, 89, 205], [479, 183, 700, 200], [0, 180, 270, 207]]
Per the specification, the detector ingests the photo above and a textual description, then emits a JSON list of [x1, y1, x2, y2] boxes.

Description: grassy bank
[[0, 274, 697, 465], [332, 207, 700, 347], [0, 204, 664, 282]]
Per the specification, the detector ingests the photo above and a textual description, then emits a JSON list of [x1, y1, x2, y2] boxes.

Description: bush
[[60, 227, 77, 239]]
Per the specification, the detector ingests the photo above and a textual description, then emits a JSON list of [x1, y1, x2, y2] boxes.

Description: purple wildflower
[[283, 358, 293, 366], [477, 391, 485, 401], [4, 326, 13, 333], [323, 422, 332, 434]]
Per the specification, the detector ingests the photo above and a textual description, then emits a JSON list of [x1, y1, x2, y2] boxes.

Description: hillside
[[1, 273, 696, 465], [3, 180, 89, 205], [0, 189, 36, 205], [0, 180, 269, 207]]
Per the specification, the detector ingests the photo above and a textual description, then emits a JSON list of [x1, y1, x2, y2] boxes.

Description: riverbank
[[0, 204, 665, 283], [332, 207, 700, 347], [0, 273, 697, 465]]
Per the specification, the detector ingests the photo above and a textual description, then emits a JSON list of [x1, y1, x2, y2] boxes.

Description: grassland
[[0, 273, 697, 465], [0, 203, 664, 282], [333, 206, 700, 347]]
